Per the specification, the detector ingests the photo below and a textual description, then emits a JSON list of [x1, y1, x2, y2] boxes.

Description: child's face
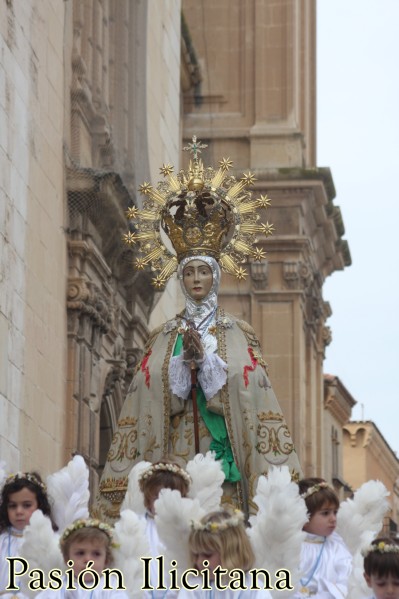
[[7, 487, 38, 530], [193, 550, 221, 580], [68, 539, 108, 579], [303, 502, 338, 537], [364, 573, 399, 599]]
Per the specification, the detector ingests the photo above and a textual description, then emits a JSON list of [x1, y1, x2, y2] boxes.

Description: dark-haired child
[[293, 478, 352, 599], [363, 537, 399, 599], [0, 471, 55, 596]]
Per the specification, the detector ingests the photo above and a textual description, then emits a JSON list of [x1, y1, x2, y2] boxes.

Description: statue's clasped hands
[[182, 327, 204, 366]]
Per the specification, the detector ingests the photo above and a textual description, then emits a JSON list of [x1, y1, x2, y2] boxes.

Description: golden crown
[[123, 136, 274, 288]]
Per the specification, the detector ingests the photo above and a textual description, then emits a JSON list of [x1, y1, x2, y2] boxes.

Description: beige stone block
[[9, 325, 25, 371], [0, 312, 8, 396], [0, 430, 19, 469], [10, 168, 28, 221], [0, 105, 7, 152], [9, 205, 26, 259], [46, 82, 63, 135], [7, 362, 22, 409], [5, 398, 19, 447], [10, 290, 24, 332], [250, 134, 304, 169], [0, 147, 11, 195], [45, 41, 63, 99]]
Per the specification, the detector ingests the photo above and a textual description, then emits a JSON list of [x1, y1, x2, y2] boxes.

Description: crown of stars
[[241, 172, 257, 186], [160, 164, 174, 177], [126, 206, 139, 220], [122, 232, 136, 245], [138, 182, 153, 195], [122, 136, 275, 289], [218, 157, 234, 171], [257, 195, 271, 208], [260, 222, 275, 236]]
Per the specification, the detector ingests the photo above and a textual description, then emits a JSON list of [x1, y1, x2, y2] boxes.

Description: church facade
[[3, 0, 393, 519]]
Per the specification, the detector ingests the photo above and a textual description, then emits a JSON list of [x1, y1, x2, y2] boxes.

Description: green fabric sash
[[173, 335, 241, 483]]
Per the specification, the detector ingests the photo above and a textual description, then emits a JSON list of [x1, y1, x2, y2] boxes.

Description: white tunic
[[177, 573, 273, 599], [293, 532, 352, 599], [143, 514, 177, 599], [0, 527, 29, 599], [35, 575, 129, 599]]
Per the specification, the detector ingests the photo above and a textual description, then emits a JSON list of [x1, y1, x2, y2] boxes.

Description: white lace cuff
[[169, 355, 191, 400], [198, 353, 227, 401]]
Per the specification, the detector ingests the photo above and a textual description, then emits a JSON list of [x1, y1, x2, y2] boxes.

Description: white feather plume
[[337, 480, 390, 599], [186, 451, 225, 512], [347, 530, 375, 599], [120, 460, 151, 514], [20, 509, 63, 589], [155, 488, 204, 574], [46, 455, 90, 532], [248, 466, 308, 598], [113, 509, 149, 599], [337, 479, 390, 555], [0, 460, 7, 490]]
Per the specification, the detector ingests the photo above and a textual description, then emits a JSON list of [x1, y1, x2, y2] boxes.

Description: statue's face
[[182, 259, 213, 301]]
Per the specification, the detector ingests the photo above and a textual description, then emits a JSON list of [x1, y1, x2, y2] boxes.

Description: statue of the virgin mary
[[96, 137, 302, 522]]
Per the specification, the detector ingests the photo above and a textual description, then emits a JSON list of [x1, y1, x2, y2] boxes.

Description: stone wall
[[0, 0, 66, 471]]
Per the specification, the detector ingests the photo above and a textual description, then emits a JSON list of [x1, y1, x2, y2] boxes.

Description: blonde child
[[36, 518, 128, 599], [293, 478, 352, 599], [177, 509, 273, 599], [0, 471, 55, 597], [139, 459, 191, 599], [363, 537, 399, 599]]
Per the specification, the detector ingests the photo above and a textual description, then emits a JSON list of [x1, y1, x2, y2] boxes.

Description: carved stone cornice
[[67, 277, 110, 334], [344, 421, 399, 478], [283, 260, 313, 291], [103, 358, 128, 399], [71, 44, 115, 169], [322, 325, 332, 348], [324, 375, 355, 425], [250, 261, 268, 290]]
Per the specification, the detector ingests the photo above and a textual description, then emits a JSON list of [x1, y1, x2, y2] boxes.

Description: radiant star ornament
[[123, 136, 275, 288]]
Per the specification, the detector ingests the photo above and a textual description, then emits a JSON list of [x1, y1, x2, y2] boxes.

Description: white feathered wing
[[155, 488, 204, 575], [46, 454, 90, 531], [120, 460, 151, 515], [113, 509, 149, 599], [337, 479, 390, 599], [186, 451, 224, 512], [0, 461, 7, 490], [248, 466, 308, 598], [20, 509, 63, 595]]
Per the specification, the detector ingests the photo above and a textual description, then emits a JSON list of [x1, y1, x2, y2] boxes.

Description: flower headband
[[362, 541, 399, 557], [139, 462, 192, 487], [191, 510, 245, 533], [4, 472, 47, 493], [60, 519, 115, 547], [301, 481, 329, 500]]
